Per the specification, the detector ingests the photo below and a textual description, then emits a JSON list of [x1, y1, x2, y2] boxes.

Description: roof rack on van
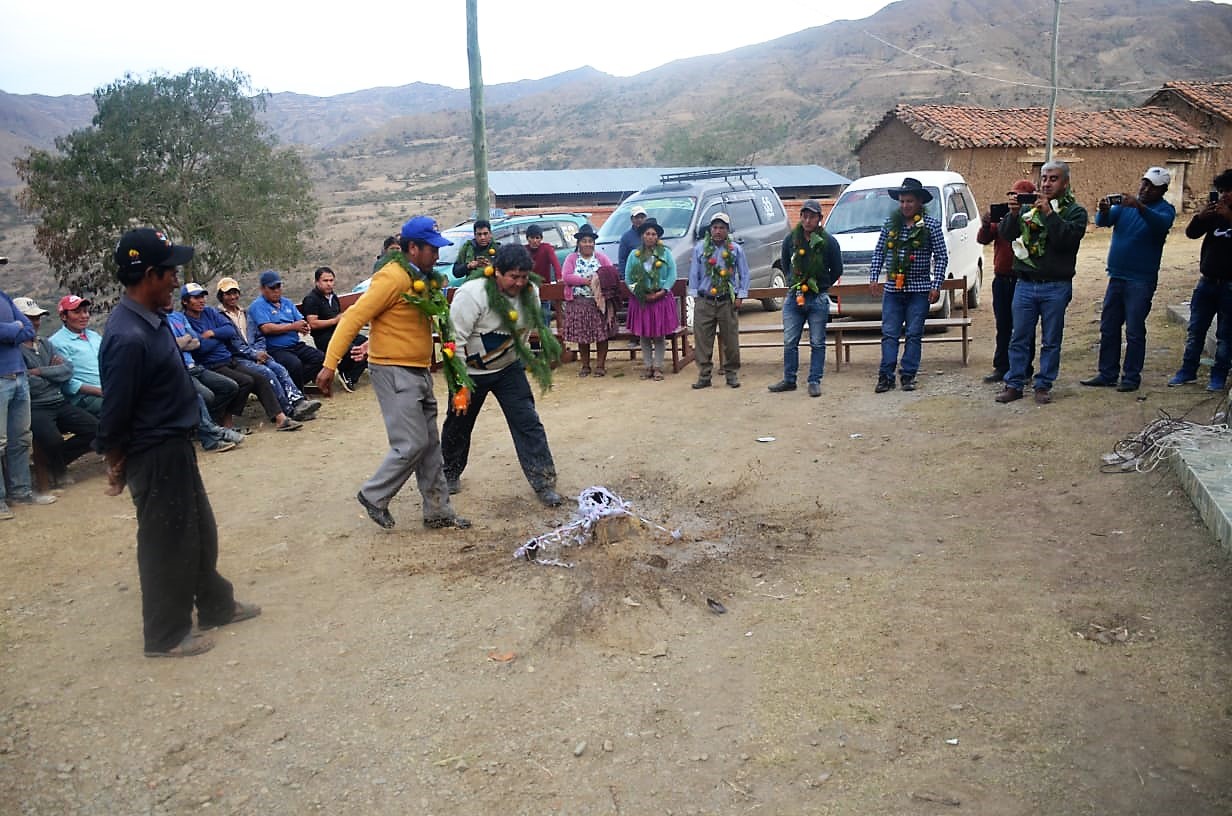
[[657, 167, 761, 187]]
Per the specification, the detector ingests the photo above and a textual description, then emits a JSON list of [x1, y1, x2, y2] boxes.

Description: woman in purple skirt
[[561, 224, 617, 377], [623, 218, 678, 380]]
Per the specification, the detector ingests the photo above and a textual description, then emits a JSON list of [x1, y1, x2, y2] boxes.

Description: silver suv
[[595, 168, 791, 313]]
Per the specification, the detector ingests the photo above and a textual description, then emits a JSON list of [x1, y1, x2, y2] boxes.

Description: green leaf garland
[[884, 211, 926, 289], [480, 272, 562, 392], [385, 250, 474, 396], [701, 235, 736, 299]]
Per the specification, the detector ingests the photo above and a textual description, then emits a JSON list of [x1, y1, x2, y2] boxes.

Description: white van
[[823, 171, 983, 318]]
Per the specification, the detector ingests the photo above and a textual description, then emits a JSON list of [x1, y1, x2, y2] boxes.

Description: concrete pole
[[466, 0, 490, 221], [1045, 0, 1062, 161]]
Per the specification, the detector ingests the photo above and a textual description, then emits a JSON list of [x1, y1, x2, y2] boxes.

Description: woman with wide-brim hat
[[623, 218, 678, 380], [560, 224, 617, 377]]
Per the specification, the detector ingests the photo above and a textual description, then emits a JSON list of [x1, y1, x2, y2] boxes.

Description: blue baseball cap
[[181, 282, 207, 298], [258, 270, 283, 288], [400, 216, 453, 248]]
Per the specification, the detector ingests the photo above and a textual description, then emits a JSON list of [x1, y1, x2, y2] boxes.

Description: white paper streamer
[[515, 486, 682, 567]]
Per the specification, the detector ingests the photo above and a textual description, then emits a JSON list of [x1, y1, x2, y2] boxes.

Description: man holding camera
[[995, 160, 1088, 405], [1080, 167, 1176, 392], [1169, 169, 1232, 392], [978, 179, 1037, 383]]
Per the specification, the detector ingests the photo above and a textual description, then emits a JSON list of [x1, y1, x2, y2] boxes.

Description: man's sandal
[[145, 632, 215, 658], [200, 601, 262, 631]]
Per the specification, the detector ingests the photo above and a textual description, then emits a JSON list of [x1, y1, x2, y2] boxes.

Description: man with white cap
[[618, 205, 649, 273], [687, 212, 750, 389], [0, 287, 56, 519], [16, 296, 97, 488], [1081, 167, 1176, 392]]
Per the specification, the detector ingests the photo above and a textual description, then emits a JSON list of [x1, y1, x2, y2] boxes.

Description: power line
[[863, 31, 1166, 96]]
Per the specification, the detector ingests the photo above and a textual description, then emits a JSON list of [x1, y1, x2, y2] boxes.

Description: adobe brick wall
[[859, 126, 1198, 217]]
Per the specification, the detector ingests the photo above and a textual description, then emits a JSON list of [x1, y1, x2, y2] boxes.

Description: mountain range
[[3, 0, 1232, 293]]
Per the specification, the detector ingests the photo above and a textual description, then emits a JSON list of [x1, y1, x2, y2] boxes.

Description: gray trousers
[[693, 297, 740, 380], [361, 364, 452, 520]]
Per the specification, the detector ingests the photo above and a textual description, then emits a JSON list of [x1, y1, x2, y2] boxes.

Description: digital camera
[[1106, 194, 1124, 206]]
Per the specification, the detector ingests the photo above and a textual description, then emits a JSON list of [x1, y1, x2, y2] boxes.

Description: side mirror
[[949, 212, 969, 230]]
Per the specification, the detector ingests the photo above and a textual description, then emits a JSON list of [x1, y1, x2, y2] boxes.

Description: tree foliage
[[15, 69, 318, 302]]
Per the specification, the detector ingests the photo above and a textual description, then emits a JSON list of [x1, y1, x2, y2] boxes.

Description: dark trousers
[[192, 367, 243, 420], [441, 361, 556, 493], [126, 437, 235, 653], [272, 343, 325, 389], [338, 335, 369, 382], [991, 275, 1017, 374], [212, 361, 281, 420], [29, 400, 97, 478]]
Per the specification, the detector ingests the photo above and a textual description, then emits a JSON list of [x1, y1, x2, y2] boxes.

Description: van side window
[[947, 186, 970, 218], [726, 199, 759, 232], [758, 194, 783, 223]]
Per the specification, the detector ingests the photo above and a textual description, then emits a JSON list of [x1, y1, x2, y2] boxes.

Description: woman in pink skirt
[[561, 224, 617, 377], [623, 218, 678, 380]]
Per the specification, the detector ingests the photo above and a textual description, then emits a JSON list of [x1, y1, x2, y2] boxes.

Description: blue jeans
[[782, 292, 829, 385], [879, 291, 930, 379], [0, 373, 34, 502], [1096, 277, 1157, 387], [1007, 280, 1072, 391], [1178, 276, 1232, 380]]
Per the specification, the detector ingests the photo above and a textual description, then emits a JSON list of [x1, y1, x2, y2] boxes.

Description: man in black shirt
[[302, 266, 367, 391], [98, 228, 260, 658]]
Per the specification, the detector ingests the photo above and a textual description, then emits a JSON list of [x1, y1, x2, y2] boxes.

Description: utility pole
[[1045, 0, 1062, 161], [466, 0, 490, 221]]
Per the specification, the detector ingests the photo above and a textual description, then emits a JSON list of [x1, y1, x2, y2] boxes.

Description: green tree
[[15, 69, 318, 302]]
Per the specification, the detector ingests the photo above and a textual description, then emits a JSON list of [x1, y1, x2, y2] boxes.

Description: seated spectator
[[247, 270, 325, 390], [181, 283, 310, 431], [163, 307, 252, 449], [15, 297, 97, 487], [215, 277, 316, 417], [302, 266, 368, 392], [166, 307, 248, 426], [48, 295, 104, 416]]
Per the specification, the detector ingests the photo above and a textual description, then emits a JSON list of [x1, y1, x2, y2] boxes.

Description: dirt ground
[[3, 230, 1231, 816]]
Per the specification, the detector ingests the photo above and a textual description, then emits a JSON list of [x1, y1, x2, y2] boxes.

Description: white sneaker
[[11, 493, 56, 506]]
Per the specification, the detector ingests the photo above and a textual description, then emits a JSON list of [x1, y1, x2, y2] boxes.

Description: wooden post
[[466, 0, 490, 222]]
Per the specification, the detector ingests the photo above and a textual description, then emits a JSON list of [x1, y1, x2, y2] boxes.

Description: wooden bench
[[537, 280, 695, 373], [735, 277, 973, 371]]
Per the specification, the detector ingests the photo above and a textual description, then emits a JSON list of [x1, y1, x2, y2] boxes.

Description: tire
[[965, 264, 982, 309], [761, 269, 787, 311]]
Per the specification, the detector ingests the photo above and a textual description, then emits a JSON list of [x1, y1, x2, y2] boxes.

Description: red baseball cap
[[58, 294, 91, 313]]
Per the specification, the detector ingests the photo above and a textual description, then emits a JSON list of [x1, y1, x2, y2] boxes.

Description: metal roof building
[[488, 165, 850, 210]]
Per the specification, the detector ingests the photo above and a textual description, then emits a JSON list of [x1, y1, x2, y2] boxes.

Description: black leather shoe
[[1080, 376, 1116, 387], [900, 377, 917, 392], [356, 491, 395, 529], [691, 378, 712, 389], [423, 515, 472, 529], [1116, 381, 1140, 392], [536, 488, 563, 508], [767, 380, 796, 393], [875, 376, 895, 393]]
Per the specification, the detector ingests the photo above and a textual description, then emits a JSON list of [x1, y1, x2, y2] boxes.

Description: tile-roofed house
[[1144, 81, 1232, 197], [856, 104, 1216, 213]]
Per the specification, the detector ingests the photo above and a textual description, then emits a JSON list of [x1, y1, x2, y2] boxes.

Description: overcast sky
[[3, 0, 1230, 98], [1, 1, 902, 97]]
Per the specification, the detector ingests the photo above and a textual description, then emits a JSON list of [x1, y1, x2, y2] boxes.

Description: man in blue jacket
[[1080, 167, 1176, 392]]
